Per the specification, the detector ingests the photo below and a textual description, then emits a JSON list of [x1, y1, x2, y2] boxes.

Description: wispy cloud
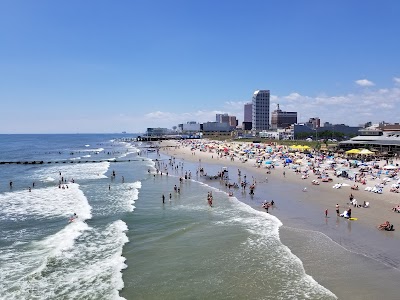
[[141, 80, 400, 129], [355, 79, 375, 87]]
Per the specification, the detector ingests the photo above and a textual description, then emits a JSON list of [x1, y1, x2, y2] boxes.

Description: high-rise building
[[244, 103, 252, 122], [252, 90, 270, 131], [271, 104, 297, 129], [216, 113, 229, 123]]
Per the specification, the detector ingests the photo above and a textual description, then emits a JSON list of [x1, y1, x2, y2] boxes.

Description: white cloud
[[285, 93, 302, 100], [393, 77, 400, 85], [137, 80, 400, 131], [270, 86, 400, 125], [355, 79, 375, 87], [144, 111, 175, 120]]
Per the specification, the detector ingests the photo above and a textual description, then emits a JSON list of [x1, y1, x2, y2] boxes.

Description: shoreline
[[158, 139, 400, 235], [158, 139, 400, 299]]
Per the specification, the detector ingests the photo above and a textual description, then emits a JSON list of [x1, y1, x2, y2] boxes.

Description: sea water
[[0, 135, 336, 299]]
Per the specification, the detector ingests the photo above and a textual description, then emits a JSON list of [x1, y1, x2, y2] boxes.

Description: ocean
[[0, 134, 336, 300]]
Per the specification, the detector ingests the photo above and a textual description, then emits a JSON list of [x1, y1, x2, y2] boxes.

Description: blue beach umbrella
[[265, 160, 273, 165], [285, 158, 292, 163]]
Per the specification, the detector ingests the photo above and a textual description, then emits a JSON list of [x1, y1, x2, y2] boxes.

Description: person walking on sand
[[325, 209, 328, 218], [336, 204, 340, 216]]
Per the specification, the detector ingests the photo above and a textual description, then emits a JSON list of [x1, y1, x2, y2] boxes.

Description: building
[[339, 128, 400, 155], [146, 127, 171, 137], [244, 103, 252, 122], [252, 90, 270, 132], [202, 122, 232, 137], [270, 104, 297, 129], [228, 116, 238, 127], [182, 121, 201, 132], [203, 122, 231, 132], [242, 122, 252, 131], [216, 113, 229, 123], [258, 128, 294, 140], [323, 123, 361, 136], [307, 117, 320, 129]]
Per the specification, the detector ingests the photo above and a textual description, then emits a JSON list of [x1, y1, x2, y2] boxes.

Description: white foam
[[224, 196, 336, 298], [77, 147, 104, 153], [69, 157, 81, 160], [0, 221, 128, 300], [97, 181, 141, 215], [43, 176, 56, 182], [0, 183, 92, 221], [83, 154, 91, 158], [34, 161, 110, 181], [186, 178, 337, 298], [85, 144, 90, 147]]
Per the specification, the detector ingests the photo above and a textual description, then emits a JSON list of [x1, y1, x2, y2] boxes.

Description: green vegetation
[[207, 136, 337, 150], [294, 130, 357, 140]]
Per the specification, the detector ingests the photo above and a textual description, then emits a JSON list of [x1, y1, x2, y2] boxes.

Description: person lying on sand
[[378, 221, 390, 230], [392, 205, 400, 212]]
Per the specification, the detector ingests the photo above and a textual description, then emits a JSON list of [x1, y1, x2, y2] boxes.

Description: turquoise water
[[0, 135, 336, 299]]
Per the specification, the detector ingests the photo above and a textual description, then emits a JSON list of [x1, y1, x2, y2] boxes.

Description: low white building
[[258, 128, 294, 140]]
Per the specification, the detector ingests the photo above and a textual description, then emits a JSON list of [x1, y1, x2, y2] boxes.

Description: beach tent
[[359, 149, 374, 155], [346, 149, 361, 154]]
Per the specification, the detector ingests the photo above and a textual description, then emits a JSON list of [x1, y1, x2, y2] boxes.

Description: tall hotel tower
[[243, 103, 252, 122], [252, 90, 270, 131]]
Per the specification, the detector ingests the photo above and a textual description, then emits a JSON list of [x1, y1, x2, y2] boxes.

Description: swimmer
[[69, 213, 78, 223]]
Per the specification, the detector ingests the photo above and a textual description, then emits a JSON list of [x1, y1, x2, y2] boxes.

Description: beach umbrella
[[265, 160, 273, 165], [285, 158, 292, 163], [359, 149, 374, 155], [346, 149, 361, 154], [383, 165, 398, 170]]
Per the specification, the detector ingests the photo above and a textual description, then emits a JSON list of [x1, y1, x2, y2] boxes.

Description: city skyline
[[1, 1, 400, 133]]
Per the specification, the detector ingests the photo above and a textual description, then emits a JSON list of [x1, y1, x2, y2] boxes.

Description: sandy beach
[[160, 139, 400, 233], [157, 138, 400, 299]]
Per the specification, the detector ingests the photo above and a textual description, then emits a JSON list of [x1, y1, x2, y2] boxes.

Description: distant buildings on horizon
[[145, 89, 399, 140]]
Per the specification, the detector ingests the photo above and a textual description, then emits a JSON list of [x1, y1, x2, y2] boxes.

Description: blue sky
[[1, 0, 400, 133]]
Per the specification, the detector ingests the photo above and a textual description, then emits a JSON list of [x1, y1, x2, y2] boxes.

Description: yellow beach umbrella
[[346, 149, 361, 154]]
